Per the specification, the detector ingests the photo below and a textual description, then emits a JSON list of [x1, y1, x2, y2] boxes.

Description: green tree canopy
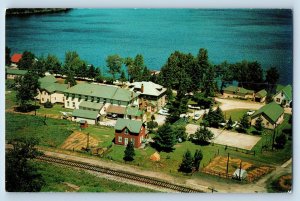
[[6, 137, 44, 192], [193, 149, 203, 171], [5, 46, 11, 66], [178, 150, 194, 173], [194, 126, 214, 145], [120, 70, 127, 82], [239, 113, 250, 133], [18, 51, 35, 70], [45, 54, 61, 74], [106, 54, 122, 80], [155, 124, 176, 152], [123, 141, 135, 161], [15, 71, 40, 111]]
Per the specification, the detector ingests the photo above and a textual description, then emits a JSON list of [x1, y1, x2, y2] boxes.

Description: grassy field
[[33, 161, 157, 192], [5, 90, 17, 109], [223, 109, 249, 121], [6, 113, 76, 148]]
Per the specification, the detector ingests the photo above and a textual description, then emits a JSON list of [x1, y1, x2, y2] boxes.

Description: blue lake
[[6, 9, 293, 84]]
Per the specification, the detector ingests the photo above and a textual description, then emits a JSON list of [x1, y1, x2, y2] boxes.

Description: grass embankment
[[224, 109, 249, 121], [33, 161, 157, 192]]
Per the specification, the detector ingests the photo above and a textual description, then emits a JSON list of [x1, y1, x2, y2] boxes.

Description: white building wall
[[71, 117, 96, 125]]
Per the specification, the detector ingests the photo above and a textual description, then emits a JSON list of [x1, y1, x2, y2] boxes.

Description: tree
[[32, 56, 47, 77], [202, 65, 216, 97], [265, 67, 280, 93], [45, 54, 61, 74], [15, 71, 40, 111], [227, 116, 233, 129], [215, 106, 225, 124], [178, 150, 194, 173], [132, 54, 145, 81], [194, 126, 214, 145], [18, 51, 35, 70], [147, 121, 158, 133], [239, 114, 250, 133], [166, 87, 174, 101], [173, 126, 187, 142], [5, 46, 11, 66], [193, 149, 203, 171], [6, 137, 44, 192], [155, 124, 176, 152], [203, 107, 224, 128], [63, 51, 86, 77], [124, 57, 134, 81], [255, 116, 263, 133], [191, 92, 212, 109], [151, 114, 155, 121], [123, 141, 135, 161], [141, 66, 151, 81], [120, 70, 127, 83], [275, 133, 287, 149], [64, 71, 77, 87], [106, 54, 122, 80]]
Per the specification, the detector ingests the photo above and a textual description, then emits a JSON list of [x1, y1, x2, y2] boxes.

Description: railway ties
[[36, 155, 203, 193]]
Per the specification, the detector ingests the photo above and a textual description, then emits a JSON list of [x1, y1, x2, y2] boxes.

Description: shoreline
[[6, 8, 71, 16]]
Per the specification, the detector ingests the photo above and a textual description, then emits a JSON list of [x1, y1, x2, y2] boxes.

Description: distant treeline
[[6, 8, 71, 16]]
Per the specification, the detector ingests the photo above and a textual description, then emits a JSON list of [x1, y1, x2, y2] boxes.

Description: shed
[[232, 168, 247, 180], [80, 120, 88, 128], [150, 152, 160, 161]]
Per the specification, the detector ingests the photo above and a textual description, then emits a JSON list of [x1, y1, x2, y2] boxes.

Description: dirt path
[[214, 98, 264, 111]]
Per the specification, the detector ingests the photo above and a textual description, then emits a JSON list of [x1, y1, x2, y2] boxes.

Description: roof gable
[[130, 81, 167, 96], [11, 53, 22, 63], [255, 89, 267, 98], [38, 75, 57, 84], [251, 102, 284, 123], [115, 118, 143, 133]]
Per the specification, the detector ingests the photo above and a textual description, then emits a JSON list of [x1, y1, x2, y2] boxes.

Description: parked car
[[158, 109, 169, 116], [247, 110, 255, 116], [193, 114, 201, 120], [188, 105, 201, 110]]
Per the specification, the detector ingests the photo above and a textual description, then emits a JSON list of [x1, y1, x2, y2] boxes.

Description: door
[[124, 138, 128, 146]]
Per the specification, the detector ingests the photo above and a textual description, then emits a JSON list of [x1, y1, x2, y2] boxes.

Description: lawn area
[[6, 112, 76, 148], [33, 161, 157, 192], [36, 104, 73, 117], [224, 109, 249, 121], [5, 90, 17, 109]]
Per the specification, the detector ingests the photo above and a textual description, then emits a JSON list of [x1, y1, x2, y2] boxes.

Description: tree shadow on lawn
[[14, 104, 40, 113]]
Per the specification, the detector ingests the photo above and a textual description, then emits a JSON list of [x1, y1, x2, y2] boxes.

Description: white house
[[273, 85, 292, 108]]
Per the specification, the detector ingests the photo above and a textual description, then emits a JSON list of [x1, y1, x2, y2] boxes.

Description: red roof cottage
[[11, 53, 23, 64], [114, 118, 146, 148]]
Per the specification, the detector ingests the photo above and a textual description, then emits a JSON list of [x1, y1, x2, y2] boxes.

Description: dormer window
[[97, 98, 100, 103], [85, 96, 88, 101], [125, 128, 129, 134]]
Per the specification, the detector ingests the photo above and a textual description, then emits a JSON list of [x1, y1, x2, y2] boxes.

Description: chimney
[[141, 83, 144, 93], [67, 82, 71, 89]]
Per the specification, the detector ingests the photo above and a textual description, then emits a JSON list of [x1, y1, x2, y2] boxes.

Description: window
[[266, 122, 270, 126], [85, 96, 88, 101], [72, 102, 75, 108], [276, 98, 281, 103], [91, 97, 94, 102], [42, 98, 44, 101], [67, 101, 69, 107], [131, 138, 135, 145], [63, 97, 64, 101], [118, 101, 121, 105], [118, 136, 122, 143], [97, 98, 100, 103]]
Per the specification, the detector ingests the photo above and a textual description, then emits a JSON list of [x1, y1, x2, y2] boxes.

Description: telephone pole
[[226, 153, 230, 178]]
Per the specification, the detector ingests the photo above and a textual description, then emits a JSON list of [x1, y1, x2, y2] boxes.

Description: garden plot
[[61, 131, 101, 150], [185, 124, 261, 150]]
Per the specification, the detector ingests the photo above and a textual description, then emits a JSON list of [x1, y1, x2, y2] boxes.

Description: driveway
[[185, 124, 261, 150], [214, 97, 264, 111]]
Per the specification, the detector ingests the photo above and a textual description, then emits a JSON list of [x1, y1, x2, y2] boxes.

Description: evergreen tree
[[106, 54, 122, 80], [227, 116, 233, 129], [15, 71, 40, 112], [265, 67, 279, 93], [32, 56, 47, 77], [215, 106, 225, 123], [64, 71, 77, 87], [18, 51, 35, 70], [120, 70, 127, 82], [124, 57, 134, 81], [6, 137, 44, 192], [45, 54, 61, 74], [155, 124, 176, 152], [123, 141, 135, 161], [142, 66, 151, 81], [178, 150, 194, 173], [240, 114, 250, 133], [194, 126, 214, 145], [193, 149, 203, 171], [275, 133, 287, 149], [173, 126, 187, 142], [166, 87, 174, 102], [151, 114, 155, 121], [5, 46, 11, 66]]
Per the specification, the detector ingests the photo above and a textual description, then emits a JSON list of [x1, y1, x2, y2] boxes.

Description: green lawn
[[6, 113, 76, 147], [33, 161, 157, 192], [5, 90, 17, 109], [223, 109, 249, 121], [36, 104, 73, 117]]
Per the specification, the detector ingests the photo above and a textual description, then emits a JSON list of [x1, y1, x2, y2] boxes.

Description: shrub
[[44, 100, 53, 108]]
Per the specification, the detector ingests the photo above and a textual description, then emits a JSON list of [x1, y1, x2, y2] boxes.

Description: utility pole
[[239, 161, 242, 180], [226, 153, 230, 178], [272, 126, 276, 150], [86, 133, 90, 150]]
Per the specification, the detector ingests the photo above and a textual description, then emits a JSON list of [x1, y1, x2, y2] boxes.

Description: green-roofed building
[[115, 118, 146, 148], [72, 109, 99, 125], [6, 68, 28, 79], [223, 86, 254, 100], [273, 84, 292, 108], [63, 83, 139, 110], [251, 102, 284, 129], [36, 75, 68, 104], [255, 89, 267, 103], [125, 106, 146, 122]]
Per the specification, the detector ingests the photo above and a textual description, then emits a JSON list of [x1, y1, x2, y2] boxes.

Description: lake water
[[6, 9, 293, 84]]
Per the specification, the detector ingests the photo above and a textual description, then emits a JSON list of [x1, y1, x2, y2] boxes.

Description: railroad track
[[36, 154, 204, 193]]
